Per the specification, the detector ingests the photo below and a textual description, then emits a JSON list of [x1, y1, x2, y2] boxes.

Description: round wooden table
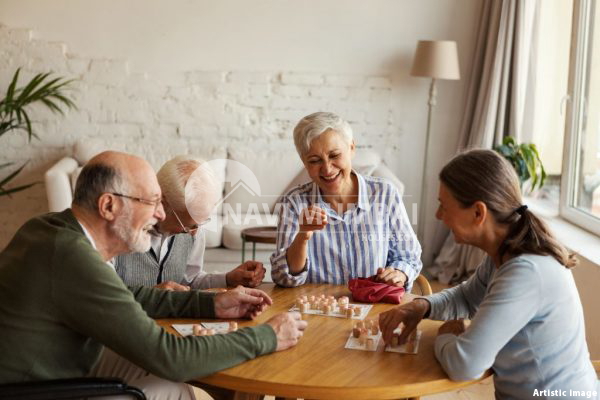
[[240, 226, 277, 262], [159, 284, 489, 400]]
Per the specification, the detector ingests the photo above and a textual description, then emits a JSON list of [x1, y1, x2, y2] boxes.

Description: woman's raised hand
[[298, 206, 328, 240]]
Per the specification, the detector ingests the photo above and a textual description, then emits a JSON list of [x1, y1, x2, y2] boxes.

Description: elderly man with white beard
[[0, 151, 307, 400]]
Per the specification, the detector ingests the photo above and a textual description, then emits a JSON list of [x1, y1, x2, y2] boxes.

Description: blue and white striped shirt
[[270, 173, 422, 290]]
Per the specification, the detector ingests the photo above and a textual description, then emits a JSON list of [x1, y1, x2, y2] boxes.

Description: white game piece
[[353, 307, 361, 316], [309, 295, 316, 302], [358, 333, 368, 346], [371, 325, 379, 335], [228, 322, 238, 332], [366, 337, 376, 351], [300, 303, 309, 313], [345, 308, 353, 318]]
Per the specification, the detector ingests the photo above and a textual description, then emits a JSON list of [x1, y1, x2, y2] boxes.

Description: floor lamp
[[410, 40, 460, 243]]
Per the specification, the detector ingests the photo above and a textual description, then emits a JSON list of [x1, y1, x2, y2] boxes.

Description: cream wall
[[0, 0, 473, 74]]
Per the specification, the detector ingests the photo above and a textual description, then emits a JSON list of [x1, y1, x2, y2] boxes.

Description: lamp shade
[[410, 40, 460, 80]]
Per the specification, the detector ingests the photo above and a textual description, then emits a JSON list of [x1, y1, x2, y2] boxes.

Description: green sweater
[[0, 209, 277, 383]]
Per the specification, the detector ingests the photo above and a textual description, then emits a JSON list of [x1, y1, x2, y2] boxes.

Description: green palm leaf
[[494, 136, 547, 194], [0, 68, 77, 197]]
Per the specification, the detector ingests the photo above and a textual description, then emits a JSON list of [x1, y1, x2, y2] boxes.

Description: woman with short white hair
[[270, 112, 422, 289]]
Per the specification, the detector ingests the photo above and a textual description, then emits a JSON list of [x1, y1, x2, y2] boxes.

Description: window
[[562, 0, 600, 236]]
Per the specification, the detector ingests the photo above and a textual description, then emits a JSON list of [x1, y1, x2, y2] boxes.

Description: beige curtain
[[429, 0, 540, 284]]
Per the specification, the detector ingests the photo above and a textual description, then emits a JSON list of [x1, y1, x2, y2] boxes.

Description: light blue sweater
[[426, 254, 598, 399]]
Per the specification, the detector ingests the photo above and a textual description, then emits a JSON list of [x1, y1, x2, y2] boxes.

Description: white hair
[[293, 112, 353, 157], [157, 156, 220, 218]]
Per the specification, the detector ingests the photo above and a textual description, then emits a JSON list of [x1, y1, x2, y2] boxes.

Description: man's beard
[[112, 203, 154, 253]]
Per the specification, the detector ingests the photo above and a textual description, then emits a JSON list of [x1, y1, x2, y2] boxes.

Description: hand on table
[[265, 312, 308, 351], [297, 206, 328, 240], [154, 281, 191, 291], [214, 285, 272, 319], [226, 261, 266, 287], [375, 267, 407, 287], [438, 319, 466, 336], [378, 298, 430, 345]]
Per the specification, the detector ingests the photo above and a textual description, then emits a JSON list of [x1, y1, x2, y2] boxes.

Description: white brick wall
[[0, 23, 395, 249]]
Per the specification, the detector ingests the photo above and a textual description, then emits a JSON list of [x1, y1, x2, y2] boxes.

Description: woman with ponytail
[[379, 149, 598, 399]]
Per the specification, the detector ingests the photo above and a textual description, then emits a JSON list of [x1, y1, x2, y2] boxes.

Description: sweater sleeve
[[425, 257, 493, 321], [52, 236, 277, 382], [432, 258, 541, 381], [129, 285, 217, 318]]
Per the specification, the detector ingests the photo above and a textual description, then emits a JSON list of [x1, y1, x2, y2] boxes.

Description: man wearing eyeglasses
[[0, 151, 306, 399], [114, 156, 266, 291]]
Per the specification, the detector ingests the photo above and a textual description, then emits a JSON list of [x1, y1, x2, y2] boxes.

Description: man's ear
[[350, 140, 356, 157], [97, 193, 118, 221], [473, 201, 487, 226]]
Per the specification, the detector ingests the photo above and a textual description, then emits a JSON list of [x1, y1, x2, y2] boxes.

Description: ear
[[97, 193, 119, 221], [350, 140, 356, 157], [473, 201, 487, 226]]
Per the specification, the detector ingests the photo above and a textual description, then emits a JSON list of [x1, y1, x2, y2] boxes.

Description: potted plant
[[494, 136, 547, 194], [0, 68, 76, 196]]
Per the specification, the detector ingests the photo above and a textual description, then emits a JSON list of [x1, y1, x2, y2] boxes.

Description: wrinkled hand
[[214, 285, 272, 319], [375, 267, 407, 287], [298, 206, 328, 240], [379, 298, 430, 345], [154, 281, 190, 291], [226, 261, 266, 287], [438, 319, 466, 336], [265, 312, 308, 351]]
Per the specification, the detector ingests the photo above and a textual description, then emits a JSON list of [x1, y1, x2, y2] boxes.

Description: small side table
[[240, 226, 277, 263]]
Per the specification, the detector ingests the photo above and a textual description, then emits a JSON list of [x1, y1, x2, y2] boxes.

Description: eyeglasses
[[111, 192, 162, 210], [171, 208, 211, 234]]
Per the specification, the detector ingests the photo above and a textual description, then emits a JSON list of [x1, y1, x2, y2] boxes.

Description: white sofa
[[45, 140, 405, 281]]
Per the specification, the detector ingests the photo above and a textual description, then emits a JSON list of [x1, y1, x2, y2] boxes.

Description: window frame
[[560, 0, 600, 236]]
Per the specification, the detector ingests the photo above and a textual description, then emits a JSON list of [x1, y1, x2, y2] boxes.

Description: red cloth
[[348, 276, 405, 304]]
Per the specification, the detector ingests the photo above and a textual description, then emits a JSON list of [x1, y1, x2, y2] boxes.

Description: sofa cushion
[[204, 247, 274, 265], [224, 148, 303, 214], [222, 212, 278, 250]]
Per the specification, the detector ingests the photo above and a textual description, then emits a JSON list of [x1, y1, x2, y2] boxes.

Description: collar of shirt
[[310, 170, 371, 219], [75, 219, 116, 270]]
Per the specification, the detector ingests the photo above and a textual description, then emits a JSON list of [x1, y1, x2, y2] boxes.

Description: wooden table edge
[[192, 370, 492, 399]]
